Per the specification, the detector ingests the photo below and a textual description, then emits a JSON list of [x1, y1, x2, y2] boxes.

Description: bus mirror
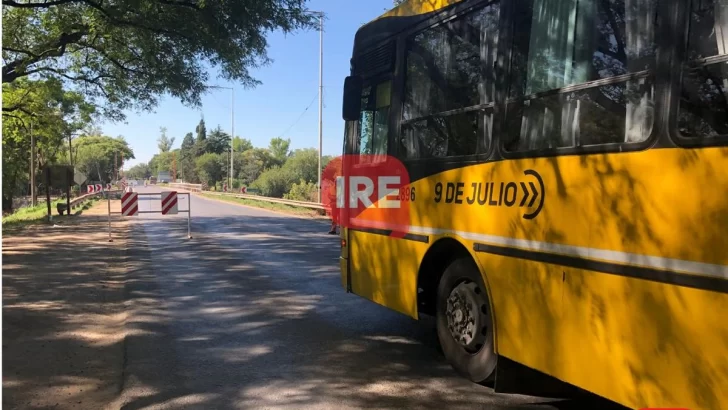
[[342, 76, 362, 121]]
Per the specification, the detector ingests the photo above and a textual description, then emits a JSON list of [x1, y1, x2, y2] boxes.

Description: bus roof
[[351, 0, 466, 65], [376, 0, 465, 20]]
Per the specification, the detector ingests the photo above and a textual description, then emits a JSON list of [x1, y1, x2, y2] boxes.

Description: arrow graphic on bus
[[522, 169, 545, 220], [519, 181, 539, 208]]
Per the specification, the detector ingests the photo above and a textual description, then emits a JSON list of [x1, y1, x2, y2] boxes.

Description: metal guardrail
[[166, 182, 324, 211], [168, 182, 203, 192], [56, 190, 107, 215], [203, 191, 325, 211], [60, 189, 124, 212]]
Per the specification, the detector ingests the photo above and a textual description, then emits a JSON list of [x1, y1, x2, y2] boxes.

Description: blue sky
[[100, 0, 398, 169]]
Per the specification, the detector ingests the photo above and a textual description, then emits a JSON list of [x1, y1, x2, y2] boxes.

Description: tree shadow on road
[[2, 216, 129, 410], [115, 213, 628, 410]]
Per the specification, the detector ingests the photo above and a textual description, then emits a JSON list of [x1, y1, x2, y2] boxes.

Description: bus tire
[[436, 257, 497, 383]]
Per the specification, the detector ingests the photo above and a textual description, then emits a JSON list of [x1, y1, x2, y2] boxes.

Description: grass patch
[[200, 193, 326, 218], [2, 197, 100, 231], [76, 197, 100, 213]]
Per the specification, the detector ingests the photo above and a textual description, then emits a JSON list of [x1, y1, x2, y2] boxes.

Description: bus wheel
[[436, 257, 496, 383]]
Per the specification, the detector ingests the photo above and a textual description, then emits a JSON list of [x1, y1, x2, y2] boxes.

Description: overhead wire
[[276, 93, 319, 139]]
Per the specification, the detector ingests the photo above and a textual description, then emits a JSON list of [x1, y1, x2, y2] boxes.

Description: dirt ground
[[2, 200, 131, 410]]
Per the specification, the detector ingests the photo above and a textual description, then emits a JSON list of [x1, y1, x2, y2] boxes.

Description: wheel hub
[[446, 281, 487, 352]]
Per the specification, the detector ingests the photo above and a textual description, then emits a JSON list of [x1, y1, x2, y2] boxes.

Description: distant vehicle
[[149, 177, 157, 185], [157, 171, 172, 183], [337, 1, 728, 410]]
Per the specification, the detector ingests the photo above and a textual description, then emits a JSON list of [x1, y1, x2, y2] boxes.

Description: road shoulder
[[191, 191, 331, 225], [2, 201, 129, 410]]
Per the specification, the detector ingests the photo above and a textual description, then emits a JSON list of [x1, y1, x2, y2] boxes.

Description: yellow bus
[[337, 0, 728, 409]]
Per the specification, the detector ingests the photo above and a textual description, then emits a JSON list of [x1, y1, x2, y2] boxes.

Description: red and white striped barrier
[[106, 190, 192, 241], [161, 191, 178, 215], [121, 192, 139, 216]]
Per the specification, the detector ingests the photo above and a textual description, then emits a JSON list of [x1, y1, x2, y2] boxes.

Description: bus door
[[346, 78, 415, 316]]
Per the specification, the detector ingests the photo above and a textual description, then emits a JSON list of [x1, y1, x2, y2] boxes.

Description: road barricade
[[106, 190, 192, 242]]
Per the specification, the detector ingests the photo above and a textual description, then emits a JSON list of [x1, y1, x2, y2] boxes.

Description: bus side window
[[677, 0, 728, 140], [400, 2, 500, 159], [505, 0, 659, 152]]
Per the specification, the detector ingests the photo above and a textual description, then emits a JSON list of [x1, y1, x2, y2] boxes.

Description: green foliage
[[237, 148, 275, 184], [148, 150, 178, 176], [284, 180, 318, 202], [233, 137, 253, 152], [74, 135, 135, 182], [250, 166, 294, 198], [2, 198, 65, 228], [157, 127, 175, 153], [283, 148, 320, 184], [126, 162, 152, 179], [194, 118, 208, 156], [195, 152, 224, 187], [179, 132, 197, 183], [2, 77, 97, 209], [268, 137, 291, 165], [3, 197, 99, 230], [2, 0, 318, 121], [206, 126, 231, 154]]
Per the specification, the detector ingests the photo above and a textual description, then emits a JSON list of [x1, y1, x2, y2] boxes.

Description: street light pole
[[206, 85, 234, 190]]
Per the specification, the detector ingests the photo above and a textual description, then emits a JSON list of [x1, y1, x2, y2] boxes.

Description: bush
[[284, 179, 318, 202], [251, 166, 294, 198]]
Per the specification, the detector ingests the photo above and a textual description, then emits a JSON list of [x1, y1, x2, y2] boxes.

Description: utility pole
[[231, 87, 234, 190], [172, 151, 177, 181], [317, 11, 324, 203], [45, 165, 51, 222], [67, 133, 72, 212], [30, 122, 37, 206], [114, 151, 118, 182]]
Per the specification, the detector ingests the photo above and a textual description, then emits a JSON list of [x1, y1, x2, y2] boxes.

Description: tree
[[195, 153, 224, 187], [206, 125, 231, 154], [2, 0, 318, 121], [126, 162, 152, 179], [194, 117, 208, 156], [148, 150, 177, 176], [74, 135, 135, 183], [237, 148, 275, 184], [2, 77, 95, 210], [268, 137, 291, 165], [179, 132, 197, 182], [282, 148, 319, 184], [157, 127, 175, 153], [233, 136, 253, 152]]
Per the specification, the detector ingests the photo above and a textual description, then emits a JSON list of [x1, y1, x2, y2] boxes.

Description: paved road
[[117, 187, 626, 410]]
